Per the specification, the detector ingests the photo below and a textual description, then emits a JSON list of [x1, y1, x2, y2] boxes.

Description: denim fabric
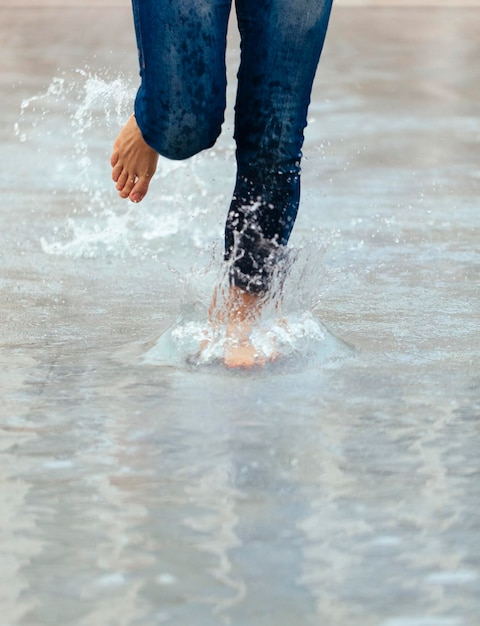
[[132, 0, 333, 292]]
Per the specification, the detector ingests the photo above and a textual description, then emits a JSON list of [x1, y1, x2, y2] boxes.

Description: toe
[[110, 149, 119, 168], [111, 162, 123, 183], [115, 169, 129, 192], [129, 175, 150, 203], [120, 176, 137, 199]]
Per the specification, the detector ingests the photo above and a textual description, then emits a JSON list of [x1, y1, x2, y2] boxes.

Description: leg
[[112, 0, 232, 202], [215, 0, 332, 367], [226, 0, 333, 292]]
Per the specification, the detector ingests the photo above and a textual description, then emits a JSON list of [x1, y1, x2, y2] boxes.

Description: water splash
[[144, 242, 351, 368], [40, 212, 140, 259], [15, 69, 231, 259], [144, 310, 345, 369]]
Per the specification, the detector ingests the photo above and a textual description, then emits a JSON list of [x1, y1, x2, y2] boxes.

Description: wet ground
[[1, 5, 479, 626]]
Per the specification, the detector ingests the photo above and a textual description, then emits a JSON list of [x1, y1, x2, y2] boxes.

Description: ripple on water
[[380, 619, 464, 626]]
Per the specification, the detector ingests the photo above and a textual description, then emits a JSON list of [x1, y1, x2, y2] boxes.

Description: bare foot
[[208, 285, 271, 369], [224, 325, 267, 369], [223, 287, 261, 368], [111, 115, 159, 203]]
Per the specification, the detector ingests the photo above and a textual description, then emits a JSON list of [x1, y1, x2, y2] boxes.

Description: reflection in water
[[0, 422, 41, 625], [1, 4, 479, 626], [183, 459, 246, 614], [298, 399, 480, 624]]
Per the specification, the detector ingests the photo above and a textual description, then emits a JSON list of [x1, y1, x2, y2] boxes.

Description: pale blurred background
[[3, 0, 480, 6]]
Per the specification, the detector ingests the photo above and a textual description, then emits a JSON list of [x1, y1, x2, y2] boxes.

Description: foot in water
[[208, 285, 276, 369], [111, 115, 159, 203]]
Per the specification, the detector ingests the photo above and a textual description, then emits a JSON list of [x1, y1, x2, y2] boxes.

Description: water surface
[[0, 6, 479, 626]]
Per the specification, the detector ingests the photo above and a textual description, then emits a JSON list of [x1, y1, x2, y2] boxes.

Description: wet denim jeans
[[133, 0, 333, 292]]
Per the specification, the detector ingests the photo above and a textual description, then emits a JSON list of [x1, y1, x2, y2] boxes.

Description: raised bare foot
[[111, 115, 159, 203]]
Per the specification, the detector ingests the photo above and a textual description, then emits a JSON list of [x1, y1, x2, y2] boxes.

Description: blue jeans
[[133, 0, 333, 292]]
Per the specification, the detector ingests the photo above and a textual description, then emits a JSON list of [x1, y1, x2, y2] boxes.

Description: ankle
[[226, 286, 262, 324]]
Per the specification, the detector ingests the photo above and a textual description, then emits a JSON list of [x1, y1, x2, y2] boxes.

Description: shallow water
[[1, 6, 479, 626]]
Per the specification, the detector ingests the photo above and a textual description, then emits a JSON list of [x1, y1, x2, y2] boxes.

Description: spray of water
[[145, 239, 350, 368], [15, 69, 229, 259], [15, 69, 348, 368]]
